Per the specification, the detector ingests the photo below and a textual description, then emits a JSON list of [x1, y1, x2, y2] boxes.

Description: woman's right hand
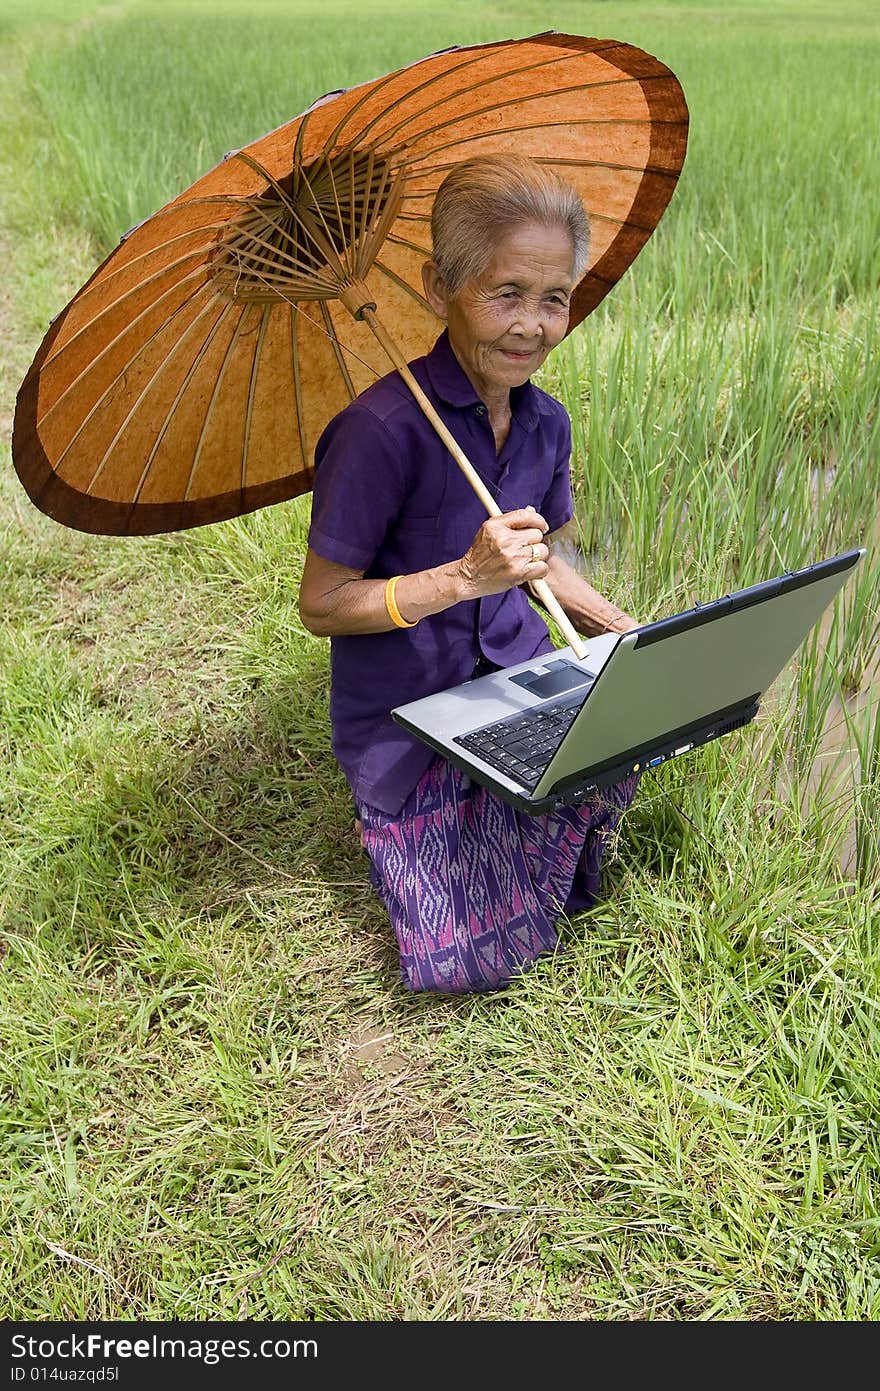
[[458, 506, 551, 597], [298, 507, 552, 639]]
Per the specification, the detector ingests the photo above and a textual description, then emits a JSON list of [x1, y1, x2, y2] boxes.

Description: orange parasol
[[12, 31, 688, 658]]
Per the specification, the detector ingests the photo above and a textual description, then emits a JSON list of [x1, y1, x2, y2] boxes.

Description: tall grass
[[1, 0, 879, 1322]]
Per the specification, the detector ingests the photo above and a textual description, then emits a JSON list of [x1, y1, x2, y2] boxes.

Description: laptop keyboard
[[453, 690, 589, 788]]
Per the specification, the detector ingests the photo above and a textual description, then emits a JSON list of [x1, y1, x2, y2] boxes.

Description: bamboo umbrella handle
[[360, 307, 589, 661]]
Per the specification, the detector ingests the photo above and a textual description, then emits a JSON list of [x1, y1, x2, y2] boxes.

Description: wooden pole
[[357, 303, 589, 661]]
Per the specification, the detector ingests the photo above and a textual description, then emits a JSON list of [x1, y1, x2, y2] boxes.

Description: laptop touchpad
[[508, 659, 594, 699]]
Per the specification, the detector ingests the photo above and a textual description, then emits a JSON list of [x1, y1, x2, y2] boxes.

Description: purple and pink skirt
[[356, 755, 639, 994]]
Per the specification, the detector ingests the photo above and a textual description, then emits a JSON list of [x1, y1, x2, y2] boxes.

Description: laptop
[[391, 549, 865, 813]]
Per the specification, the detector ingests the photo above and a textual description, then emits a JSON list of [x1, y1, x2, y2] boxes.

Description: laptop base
[[395, 697, 761, 814]]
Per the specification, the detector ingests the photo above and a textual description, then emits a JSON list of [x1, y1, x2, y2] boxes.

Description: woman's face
[[422, 221, 576, 404]]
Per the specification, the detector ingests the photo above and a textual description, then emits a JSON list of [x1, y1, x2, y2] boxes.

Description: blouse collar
[[423, 330, 540, 432]]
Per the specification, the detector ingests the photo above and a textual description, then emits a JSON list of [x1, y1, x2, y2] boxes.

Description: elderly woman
[[299, 153, 639, 994]]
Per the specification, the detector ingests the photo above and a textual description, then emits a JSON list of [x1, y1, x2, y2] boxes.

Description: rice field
[[1, 0, 879, 1321]]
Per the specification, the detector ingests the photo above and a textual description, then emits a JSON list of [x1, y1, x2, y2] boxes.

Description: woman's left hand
[[528, 548, 641, 638]]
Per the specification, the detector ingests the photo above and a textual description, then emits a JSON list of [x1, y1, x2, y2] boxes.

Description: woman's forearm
[[299, 557, 472, 636], [300, 508, 557, 637], [535, 554, 637, 637]]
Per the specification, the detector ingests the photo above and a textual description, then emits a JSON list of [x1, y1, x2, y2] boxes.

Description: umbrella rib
[[321, 40, 622, 158], [366, 161, 409, 278], [42, 268, 211, 430], [323, 156, 355, 281], [52, 193, 277, 326], [241, 306, 270, 490], [401, 125, 673, 192], [393, 205, 638, 235], [372, 258, 433, 314], [400, 122, 683, 176], [384, 231, 432, 258], [221, 212, 341, 294], [44, 195, 291, 347], [185, 305, 252, 503], [126, 193, 267, 223], [233, 150, 303, 218], [317, 46, 492, 161], [237, 150, 349, 285], [289, 305, 308, 469], [347, 147, 358, 274], [291, 104, 313, 177], [386, 78, 681, 167], [43, 251, 219, 374], [320, 301, 356, 401], [85, 294, 221, 495], [365, 48, 605, 152], [290, 298, 391, 386], [353, 154, 386, 281], [355, 157, 397, 281], [261, 210, 292, 295], [356, 148, 377, 268], [295, 159, 352, 283], [129, 300, 235, 508], [231, 255, 378, 401]]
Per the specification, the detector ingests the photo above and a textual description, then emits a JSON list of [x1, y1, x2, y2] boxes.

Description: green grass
[[1, 0, 879, 1321]]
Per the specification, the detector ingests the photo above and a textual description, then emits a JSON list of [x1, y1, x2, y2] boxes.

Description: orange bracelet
[[384, 575, 418, 628]]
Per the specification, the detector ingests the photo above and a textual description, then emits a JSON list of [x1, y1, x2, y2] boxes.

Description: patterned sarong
[[357, 755, 639, 994]]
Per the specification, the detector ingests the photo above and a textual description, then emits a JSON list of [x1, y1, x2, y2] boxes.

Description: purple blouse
[[307, 329, 574, 814]]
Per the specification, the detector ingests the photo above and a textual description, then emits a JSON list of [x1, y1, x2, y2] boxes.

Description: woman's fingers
[[513, 526, 547, 550], [498, 510, 549, 572], [486, 519, 546, 565], [464, 529, 547, 590], [460, 508, 554, 595], [503, 506, 549, 535], [525, 541, 550, 565]]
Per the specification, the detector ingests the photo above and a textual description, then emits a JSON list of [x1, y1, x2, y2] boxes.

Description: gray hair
[[429, 152, 590, 296]]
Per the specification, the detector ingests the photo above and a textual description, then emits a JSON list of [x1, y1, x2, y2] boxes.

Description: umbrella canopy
[[13, 31, 688, 540]]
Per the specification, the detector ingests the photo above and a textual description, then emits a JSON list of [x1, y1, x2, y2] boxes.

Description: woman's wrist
[[389, 561, 476, 627], [385, 575, 419, 628], [604, 608, 638, 634], [451, 556, 479, 603]]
